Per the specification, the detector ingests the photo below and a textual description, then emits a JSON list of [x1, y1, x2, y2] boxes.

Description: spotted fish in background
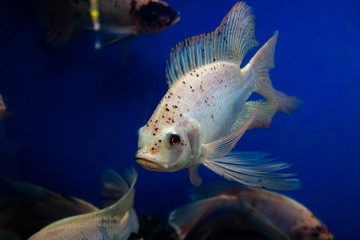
[[28, 169, 139, 240], [31, 0, 180, 48], [169, 187, 334, 240], [136, 2, 301, 190]]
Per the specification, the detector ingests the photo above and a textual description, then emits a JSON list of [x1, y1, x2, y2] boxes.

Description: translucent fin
[[101, 169, 129, 208], [165, 2, 258, 87], [201, 110, 256, 160], [188, 165, 202, 187], [249, 31, 302, 114], [232, 100, 278, 131], [101, 168, 137, 218], [169, 197, 220, 240], [236, 205, 290, 240], [203, 152, 301, 190], [4, 178, 54, 201]]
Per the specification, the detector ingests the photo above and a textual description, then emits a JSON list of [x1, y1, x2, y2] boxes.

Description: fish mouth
[[135, 156, 168, 171]]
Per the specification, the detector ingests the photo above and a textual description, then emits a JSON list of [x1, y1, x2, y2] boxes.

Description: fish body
[[169, 188, 334, 240], [28, 169, 139, 240], [32, 0, 180, 48], [136, 2, 301, 190]]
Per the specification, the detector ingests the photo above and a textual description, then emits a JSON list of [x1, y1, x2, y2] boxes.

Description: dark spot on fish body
[[182, 81, 186, 84], [166, 108, 170, 111], [196, 74, 199, 77]]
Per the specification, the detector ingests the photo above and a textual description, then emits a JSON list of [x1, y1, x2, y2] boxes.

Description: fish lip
[[135, 155, 168, 171]]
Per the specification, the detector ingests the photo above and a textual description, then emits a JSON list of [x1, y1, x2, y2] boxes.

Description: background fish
[[136, 2, 301, 190], [28, 169, 139, 240], [169, 187, 334, 240], [0, 169, 132, 239], [0, 178, 99, 239], [31, 0, 180, 48]]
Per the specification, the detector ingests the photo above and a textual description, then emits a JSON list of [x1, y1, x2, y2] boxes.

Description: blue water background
[[1, 0, 359, 239]]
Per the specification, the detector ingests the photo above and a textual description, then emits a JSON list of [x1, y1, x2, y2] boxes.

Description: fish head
[[291, 221, 334, 240], [131, 0, 180, 34], [136, 116, 201, 172]]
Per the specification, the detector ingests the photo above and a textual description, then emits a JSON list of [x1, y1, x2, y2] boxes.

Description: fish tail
[[250, 31, 302, 114], [101, 168, 137, 218], [31, 0, 88, 47], [168, 196, 221, 240]]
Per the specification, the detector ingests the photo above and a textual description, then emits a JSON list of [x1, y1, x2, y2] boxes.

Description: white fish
[[169, 187, 334, 240], [28, 169, 139, 240], [136, 2, 301, 190]]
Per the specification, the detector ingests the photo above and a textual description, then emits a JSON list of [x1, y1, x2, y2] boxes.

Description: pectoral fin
[[201, 110, 300, 190], [94, 32, 135, 50], [188, 165, 202, 187]]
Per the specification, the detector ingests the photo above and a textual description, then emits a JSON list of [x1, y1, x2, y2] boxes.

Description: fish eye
[[169, 133, 181, 147]]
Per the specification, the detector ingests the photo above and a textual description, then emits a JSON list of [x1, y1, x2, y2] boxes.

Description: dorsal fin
[[165, 2, 258, 87]]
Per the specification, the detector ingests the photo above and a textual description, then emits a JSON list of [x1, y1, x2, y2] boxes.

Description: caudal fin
[[101, 168, 137, 218], [169, 197, 221, 240], [250, 31, 302, 114], [31, 0, 88, 47]]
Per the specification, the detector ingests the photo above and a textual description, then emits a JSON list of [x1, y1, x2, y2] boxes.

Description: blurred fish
[[0, 178, 99, 239], [136, 2, 301, 190], [0, 94, 11, 119], [169, 187, 334, 240], [31, 0, 180, 49], [28, 169, 139, 240]]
